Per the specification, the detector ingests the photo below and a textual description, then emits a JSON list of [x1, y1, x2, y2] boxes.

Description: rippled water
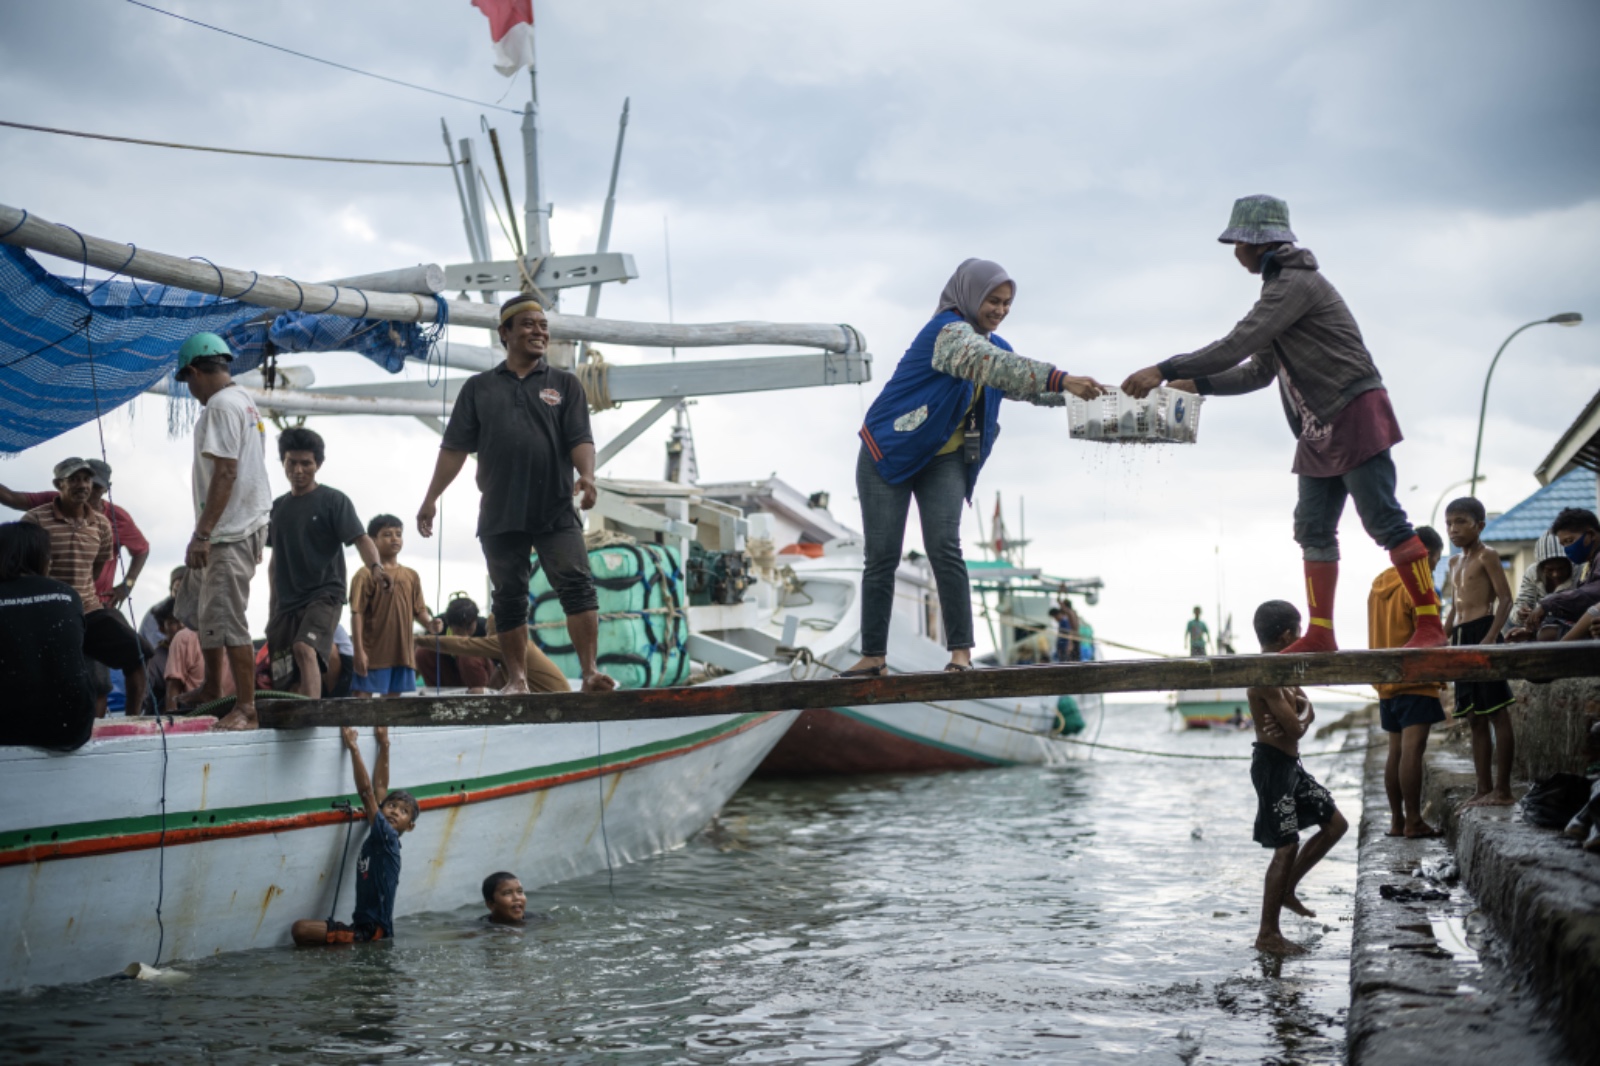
[[2, 703, 1365, 1064]]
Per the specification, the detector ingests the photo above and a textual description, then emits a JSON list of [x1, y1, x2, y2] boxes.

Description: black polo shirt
[[441, 359, 594, 537]]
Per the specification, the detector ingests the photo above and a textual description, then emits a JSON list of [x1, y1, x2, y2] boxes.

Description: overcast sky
[[1, 0, 1596, 670]]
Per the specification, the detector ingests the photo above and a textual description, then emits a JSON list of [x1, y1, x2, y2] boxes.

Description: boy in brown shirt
[[350, 515, 438, 697], [1444, 498, 1516, 808]]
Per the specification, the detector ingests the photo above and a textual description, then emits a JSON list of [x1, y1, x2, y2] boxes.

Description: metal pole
[[1430, 477, 1481, 530], [1470, 321, 1541, 498], [585, 98, 630, 319], [1469, 313, 1584, 497], [522, 38, 551, 269], [458, 138, 496, 307], [441, 120, 484, 264]]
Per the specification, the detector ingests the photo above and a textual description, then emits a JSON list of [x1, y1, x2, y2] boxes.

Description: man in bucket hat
[[1123, 195, 1446, 653]]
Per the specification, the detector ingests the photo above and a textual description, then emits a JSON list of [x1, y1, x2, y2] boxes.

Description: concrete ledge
[[1348, 724, 1571, 1065], [1426, 733, 1600, 1056]]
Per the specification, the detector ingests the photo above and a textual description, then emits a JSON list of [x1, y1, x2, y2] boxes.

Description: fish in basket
[[1067, 387, 1204, 444]]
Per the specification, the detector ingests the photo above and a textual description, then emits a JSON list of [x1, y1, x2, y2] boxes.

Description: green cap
[[175, 332, 233, 380], [1217, 195, 1297, 245]]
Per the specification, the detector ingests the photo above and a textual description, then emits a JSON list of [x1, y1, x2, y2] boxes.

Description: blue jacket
[[859, 311, 1007, 498]]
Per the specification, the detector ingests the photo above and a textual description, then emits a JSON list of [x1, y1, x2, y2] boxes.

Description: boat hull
[[758, 708, 995, 774], [1173, 688, 1251, 729], [0, 709, 794, 991]]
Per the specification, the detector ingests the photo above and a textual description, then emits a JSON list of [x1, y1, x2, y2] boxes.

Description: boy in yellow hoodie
[[1367, 525, 1446, 838]]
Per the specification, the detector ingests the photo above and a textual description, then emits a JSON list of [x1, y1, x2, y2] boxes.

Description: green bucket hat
[[1217, 194, 1297, 245]]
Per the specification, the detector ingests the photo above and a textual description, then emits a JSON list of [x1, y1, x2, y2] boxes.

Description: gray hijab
[[935, 258, 1014, 331]]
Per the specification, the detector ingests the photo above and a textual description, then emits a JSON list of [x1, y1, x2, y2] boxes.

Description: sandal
[[837, 664, 887, 678], [944, 662, 973, 672]]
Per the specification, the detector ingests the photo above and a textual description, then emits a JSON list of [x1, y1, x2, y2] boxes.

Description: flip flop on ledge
[[837, 664, 887, 678], [944, 662, 973, 673]]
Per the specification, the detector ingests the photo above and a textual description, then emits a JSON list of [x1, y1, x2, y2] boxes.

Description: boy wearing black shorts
[[292, 726, 418, 945], [1443, 498, 1516, 808], [1246, 600, 1349, 956]]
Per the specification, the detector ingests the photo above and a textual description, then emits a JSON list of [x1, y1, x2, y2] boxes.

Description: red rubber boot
[[1282, 560, 1339, 654], [1390, 536, 1448, 648]]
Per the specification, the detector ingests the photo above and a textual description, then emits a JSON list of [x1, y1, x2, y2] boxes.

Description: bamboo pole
[[0, 203, 862, 353], [258, 644, 1596, 730]]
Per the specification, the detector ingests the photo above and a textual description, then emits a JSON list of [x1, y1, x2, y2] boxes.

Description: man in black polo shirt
[[417, 294, 615, 694]]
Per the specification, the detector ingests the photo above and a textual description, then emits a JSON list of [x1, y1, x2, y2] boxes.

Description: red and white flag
[[472, 0, 535, 76]]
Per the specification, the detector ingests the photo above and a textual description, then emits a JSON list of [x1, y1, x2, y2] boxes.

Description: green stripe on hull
[[0, 713, 762, 853]]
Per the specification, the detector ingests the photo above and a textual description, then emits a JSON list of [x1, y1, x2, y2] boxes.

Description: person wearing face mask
[[842, 259, 1106, 677], [1522, 508, 1600, 640]]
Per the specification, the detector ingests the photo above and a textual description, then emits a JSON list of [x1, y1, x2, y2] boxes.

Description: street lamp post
[[1470, 313, 1583, 498], [1430, 476, 1483, 530]]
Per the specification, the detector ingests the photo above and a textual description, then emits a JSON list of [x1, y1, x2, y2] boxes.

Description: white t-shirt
[[192, 384, 272, 543]]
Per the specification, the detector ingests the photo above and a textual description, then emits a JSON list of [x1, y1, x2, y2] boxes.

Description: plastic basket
[[1066, 387, 1204, 444]]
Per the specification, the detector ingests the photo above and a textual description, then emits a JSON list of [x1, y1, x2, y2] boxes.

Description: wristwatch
[[192, 531, 210, 543], [120, 576, 136, 588]]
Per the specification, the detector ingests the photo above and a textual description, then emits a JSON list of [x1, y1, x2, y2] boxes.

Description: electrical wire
[[0, 119, 450, 167], [124, 1, 522, 114]]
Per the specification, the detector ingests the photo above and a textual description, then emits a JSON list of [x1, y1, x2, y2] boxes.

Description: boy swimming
[[1246, 600, 1349, 956], [482, 871, 529, 926], [291, 726, 418, 945]]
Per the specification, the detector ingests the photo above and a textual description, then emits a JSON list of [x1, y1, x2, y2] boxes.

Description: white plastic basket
[[1066, 387, 1204, 444]]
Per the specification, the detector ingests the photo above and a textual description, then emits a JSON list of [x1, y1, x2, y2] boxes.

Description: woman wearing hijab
[[843, 259, 1105, 676]]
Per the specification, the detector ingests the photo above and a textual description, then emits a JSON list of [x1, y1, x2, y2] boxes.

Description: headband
[[499, 295, 544, 324]]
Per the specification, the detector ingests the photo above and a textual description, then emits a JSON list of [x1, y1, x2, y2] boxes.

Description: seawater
[[0, 702, 1363, 1064]]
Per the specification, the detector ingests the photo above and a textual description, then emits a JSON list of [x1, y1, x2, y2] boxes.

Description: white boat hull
[[0, 708, 794, 991]]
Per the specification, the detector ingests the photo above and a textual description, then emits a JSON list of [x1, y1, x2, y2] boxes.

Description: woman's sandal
[[837, 664, 887, 678]]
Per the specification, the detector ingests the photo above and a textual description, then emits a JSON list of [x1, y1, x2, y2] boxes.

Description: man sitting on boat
[[22, 458, 151, 719], [0, 521, 96, 749], [174, 333, 273, 729], [417, 293, 616, 695], [414, 596, 496, 693]]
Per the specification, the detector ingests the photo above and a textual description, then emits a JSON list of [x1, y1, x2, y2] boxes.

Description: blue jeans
[[856, 445, 973, 657], [1293, 449, 1414, 562]]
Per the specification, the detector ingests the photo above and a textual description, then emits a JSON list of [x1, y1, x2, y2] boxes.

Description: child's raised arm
[[371, 725, 391, 808], [342, 727, 379, 821]]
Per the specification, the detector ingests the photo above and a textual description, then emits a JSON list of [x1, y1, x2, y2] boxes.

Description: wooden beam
[[258, 644, 1597, 730]]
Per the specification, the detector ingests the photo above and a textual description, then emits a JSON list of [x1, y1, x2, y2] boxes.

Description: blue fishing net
[[0, 244, 426, 453]]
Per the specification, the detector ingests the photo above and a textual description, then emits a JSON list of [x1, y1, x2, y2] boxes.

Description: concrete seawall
[[1348, 679, 1600, 1065]]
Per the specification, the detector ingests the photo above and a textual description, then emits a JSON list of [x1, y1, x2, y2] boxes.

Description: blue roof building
[[1479, 467, 1597, 586]]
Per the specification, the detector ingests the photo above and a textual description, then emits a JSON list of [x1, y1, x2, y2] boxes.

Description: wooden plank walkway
[[259, 644, 1597, 730]]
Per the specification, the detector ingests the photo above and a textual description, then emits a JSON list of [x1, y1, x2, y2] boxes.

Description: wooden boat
[[1171, 687, 1251, 729]]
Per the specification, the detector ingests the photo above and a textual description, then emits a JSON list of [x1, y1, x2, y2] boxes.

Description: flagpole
[[521, 24, 550, 278]]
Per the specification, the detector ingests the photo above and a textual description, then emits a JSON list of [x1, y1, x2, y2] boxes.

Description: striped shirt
[[22, 500, 113, 615]]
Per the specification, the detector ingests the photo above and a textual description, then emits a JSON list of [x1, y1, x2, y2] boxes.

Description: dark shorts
[[266, 597, 342, 687], [1379, 694, 1446, 733], [324, 919, 386, 944], [83, 608, 148, 674], [481, 510, 597, 629], [1450, 616, 1516, 718], [1251, 743, 1338, 849]]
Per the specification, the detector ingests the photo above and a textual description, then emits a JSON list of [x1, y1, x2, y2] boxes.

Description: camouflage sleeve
[[931, 321, 1067, 404]]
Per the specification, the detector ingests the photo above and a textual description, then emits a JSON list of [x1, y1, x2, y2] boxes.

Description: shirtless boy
[[482, 871, 528, 926], [1247, 600, 1349, 956], [1443, 497, 1516, 808]]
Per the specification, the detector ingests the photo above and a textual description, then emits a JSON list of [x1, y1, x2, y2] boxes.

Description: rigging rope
[[0, 119, 451, 168], [123, 1, 522, 114]]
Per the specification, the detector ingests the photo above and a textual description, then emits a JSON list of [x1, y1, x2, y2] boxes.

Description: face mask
[[1564, 535, 1593, 565]]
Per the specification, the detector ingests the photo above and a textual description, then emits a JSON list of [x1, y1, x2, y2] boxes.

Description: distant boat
[[1171, 688, 1251, 730]]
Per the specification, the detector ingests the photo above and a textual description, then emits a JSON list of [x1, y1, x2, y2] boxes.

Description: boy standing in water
[[1246, 600, 1349, 956], [292, 726, 418, 945], [1443, 498, 1517, 808]]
